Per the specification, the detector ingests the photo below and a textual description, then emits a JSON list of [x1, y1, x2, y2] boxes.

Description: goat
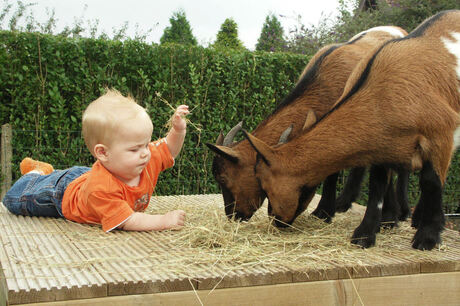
[[207, 26, 408, 223], [243, 10, 460, 250]]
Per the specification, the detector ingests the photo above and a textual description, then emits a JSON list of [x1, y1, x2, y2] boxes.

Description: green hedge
[[0, 31, 309, 195], [0, 31, 458, 212]]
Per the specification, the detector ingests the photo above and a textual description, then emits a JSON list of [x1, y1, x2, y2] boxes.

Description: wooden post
[[1, 123, 12, 200]]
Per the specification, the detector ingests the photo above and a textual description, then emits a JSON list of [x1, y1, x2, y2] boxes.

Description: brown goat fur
[[244, 10, 460, 250], [207, 26, 408, 220]]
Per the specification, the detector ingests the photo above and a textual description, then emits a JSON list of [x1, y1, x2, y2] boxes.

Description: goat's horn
[[278, 124, 293, 144], [223, 121, 243, 146], [216, 132, 224, 145]]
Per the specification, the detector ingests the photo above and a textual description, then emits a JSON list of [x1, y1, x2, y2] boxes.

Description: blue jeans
[[2, 166, 90, 218]]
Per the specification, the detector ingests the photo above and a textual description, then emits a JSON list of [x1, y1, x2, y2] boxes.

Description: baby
[[3, 89, 188, 232]]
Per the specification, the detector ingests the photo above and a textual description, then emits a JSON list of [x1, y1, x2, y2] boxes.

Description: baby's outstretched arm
[[119, 210, 186, 231], [166, 105, 189, 158]]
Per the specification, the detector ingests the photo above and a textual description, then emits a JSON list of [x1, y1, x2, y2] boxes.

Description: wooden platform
[[0, 194, 459, 305]]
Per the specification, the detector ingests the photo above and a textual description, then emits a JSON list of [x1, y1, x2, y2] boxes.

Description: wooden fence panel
[[1, 123, 12, 200]]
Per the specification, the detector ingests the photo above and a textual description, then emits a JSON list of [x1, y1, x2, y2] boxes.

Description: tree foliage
[[213, 18, 245, 50], [329, 0, 458, 42], [256, 14, 286, 52], [160, 9, 197, 46], [284, 15, 333, 55], [285, 0, 459, 54], [0, 0, 154, 41]]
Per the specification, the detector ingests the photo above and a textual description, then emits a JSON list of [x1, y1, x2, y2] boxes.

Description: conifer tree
[[213, 18, 245, 50], [160, 9, 197, 45], [256, 14, 286, 52]]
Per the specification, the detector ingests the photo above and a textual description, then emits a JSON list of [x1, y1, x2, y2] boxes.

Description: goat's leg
[[396, 169, 411, 221], [312, 172, 339, 223], [411, 169, 425, 229], [336, 167, 366, 212], [381, 172, 399, 229], [351, 165, 388, 248], [411, 201, 422, 229], [412, 162, 445, 250]]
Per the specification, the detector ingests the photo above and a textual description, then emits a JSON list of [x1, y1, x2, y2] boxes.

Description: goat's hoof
[[381, 214, 398, 230], [412, 227, 441, 250], [335, 199, 352, 213], [351, 229, 376, 248], [399, 210, 411, 221], [379, 222, 398, 232], [411, 218, 420, 229], [311, 209, 333, 223]]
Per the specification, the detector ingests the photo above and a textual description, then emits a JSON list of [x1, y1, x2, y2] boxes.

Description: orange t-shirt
[[62, 139, 174, 232]]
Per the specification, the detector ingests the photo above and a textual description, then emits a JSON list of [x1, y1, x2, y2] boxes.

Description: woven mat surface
[[0, 194, 459, 304]]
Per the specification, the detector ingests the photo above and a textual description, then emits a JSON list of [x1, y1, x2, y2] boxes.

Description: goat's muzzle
[[226, 210, 251, 222], [273, 216, 293, 228]]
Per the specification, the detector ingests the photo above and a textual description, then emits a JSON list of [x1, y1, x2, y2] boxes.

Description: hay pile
[[144, 195, 452, 275]]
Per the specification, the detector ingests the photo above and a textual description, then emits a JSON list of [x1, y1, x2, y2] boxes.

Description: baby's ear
[[94, 144, 109, 162]]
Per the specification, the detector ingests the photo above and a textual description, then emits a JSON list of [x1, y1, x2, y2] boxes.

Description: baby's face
[[103, 115, 153, 185]]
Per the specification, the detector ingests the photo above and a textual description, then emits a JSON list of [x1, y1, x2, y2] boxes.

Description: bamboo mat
[[0, 194, 459, 305]]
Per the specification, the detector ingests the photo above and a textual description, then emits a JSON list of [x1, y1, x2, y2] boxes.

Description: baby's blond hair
[[82, 89, 152, 157]]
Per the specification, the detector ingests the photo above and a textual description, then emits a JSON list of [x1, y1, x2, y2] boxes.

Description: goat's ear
[[278, 124, 293, 144], [216, 132, 224, 145], [205, 143, 239, 163], [242, 130, 274, 166], [302, 110, 317, 132]]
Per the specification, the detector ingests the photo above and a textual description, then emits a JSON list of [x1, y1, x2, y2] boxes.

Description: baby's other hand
[[164, 209, 186, 230], [172, 105, 189, 132]]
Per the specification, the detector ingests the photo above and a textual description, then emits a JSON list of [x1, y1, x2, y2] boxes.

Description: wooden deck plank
[[1, 194, 459, 304], [18, 272, 460, 306], [0, 208, 107, 304]]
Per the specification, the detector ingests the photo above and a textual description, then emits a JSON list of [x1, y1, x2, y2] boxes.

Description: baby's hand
[[163, 210, 186, 230], [172, 105, 190, 132]]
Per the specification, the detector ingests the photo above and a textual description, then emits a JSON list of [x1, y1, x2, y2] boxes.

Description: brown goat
[[207, 26, 408, 222], [244, 10, 460, 250]]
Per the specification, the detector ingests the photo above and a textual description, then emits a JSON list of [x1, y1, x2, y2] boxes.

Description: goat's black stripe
[[403, 10, 452, 40], [312, 43, 385, 127], [310, 10, 452, 129], [246, 33, 368, 142], [271, 32, 367, 115], [272, 44, 340, 113], [347, 32, 367, 45]]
